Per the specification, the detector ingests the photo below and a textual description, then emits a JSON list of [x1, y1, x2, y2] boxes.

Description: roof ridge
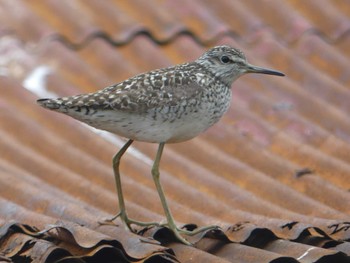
[[18, 27, 350, 51]]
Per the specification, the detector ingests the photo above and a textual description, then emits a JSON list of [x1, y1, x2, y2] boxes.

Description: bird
[[37, 45, 285, 245]]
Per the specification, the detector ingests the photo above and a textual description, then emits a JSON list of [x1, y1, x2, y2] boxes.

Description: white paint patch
[[82, 125, 154, 166], [0, 67, 8, 76], [22, 66, 153, 166], [22, 66, 57, 98], [297, 247, 315, 260]]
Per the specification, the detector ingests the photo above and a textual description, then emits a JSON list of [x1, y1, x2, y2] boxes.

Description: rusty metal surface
[[0, 0, 350, 262]]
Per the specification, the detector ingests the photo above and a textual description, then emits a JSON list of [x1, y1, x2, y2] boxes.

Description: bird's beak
[[245, 63, 285, 77]]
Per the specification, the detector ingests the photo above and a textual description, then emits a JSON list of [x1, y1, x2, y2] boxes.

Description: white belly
[[73, 100, 230, 143], [66, 88, 232, 143]]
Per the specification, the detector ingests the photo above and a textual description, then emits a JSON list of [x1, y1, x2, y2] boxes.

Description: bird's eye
[[220, 55, 230, 64]]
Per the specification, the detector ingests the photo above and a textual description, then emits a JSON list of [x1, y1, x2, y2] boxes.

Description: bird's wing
[[101, 66, 205, 113], [48, 64, 206, 113]]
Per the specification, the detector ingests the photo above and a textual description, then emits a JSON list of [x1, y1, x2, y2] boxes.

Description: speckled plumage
[[37, 46, 284, 143]]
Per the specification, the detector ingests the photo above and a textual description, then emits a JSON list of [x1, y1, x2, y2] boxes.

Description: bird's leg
[[99, 139, 160, 231], [152, 143, 221, 244], [151, 143, 193, 245]]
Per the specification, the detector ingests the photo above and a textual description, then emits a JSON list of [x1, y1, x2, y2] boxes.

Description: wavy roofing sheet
[[0, 0, 349, 262]]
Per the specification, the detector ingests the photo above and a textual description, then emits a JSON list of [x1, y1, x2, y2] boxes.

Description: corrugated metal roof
[[0, 0, 349, 262]]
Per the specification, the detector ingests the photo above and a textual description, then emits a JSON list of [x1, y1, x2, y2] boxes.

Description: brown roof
[[0, 0, 350, 262]]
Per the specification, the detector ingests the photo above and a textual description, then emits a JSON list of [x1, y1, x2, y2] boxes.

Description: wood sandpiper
[[37, 45, 285, 245]]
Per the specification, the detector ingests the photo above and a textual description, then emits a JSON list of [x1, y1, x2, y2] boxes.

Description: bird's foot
[[98, 212, 122, 226], [99, 212, 220, 245], [98, 212, 161, 231], [176, 224, 221, 236], [161, 223, 221, 245], [98, 211, 161, 232]]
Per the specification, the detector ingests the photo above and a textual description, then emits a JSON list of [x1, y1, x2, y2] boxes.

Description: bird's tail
[[37, 98, 64, 110]]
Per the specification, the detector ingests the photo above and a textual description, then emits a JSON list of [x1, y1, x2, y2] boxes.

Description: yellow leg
[[152, 143, 219, 245], [99, 139, 160, 231]]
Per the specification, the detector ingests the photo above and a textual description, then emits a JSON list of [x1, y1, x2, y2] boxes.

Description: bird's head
[[196, 45, 284, 86]]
